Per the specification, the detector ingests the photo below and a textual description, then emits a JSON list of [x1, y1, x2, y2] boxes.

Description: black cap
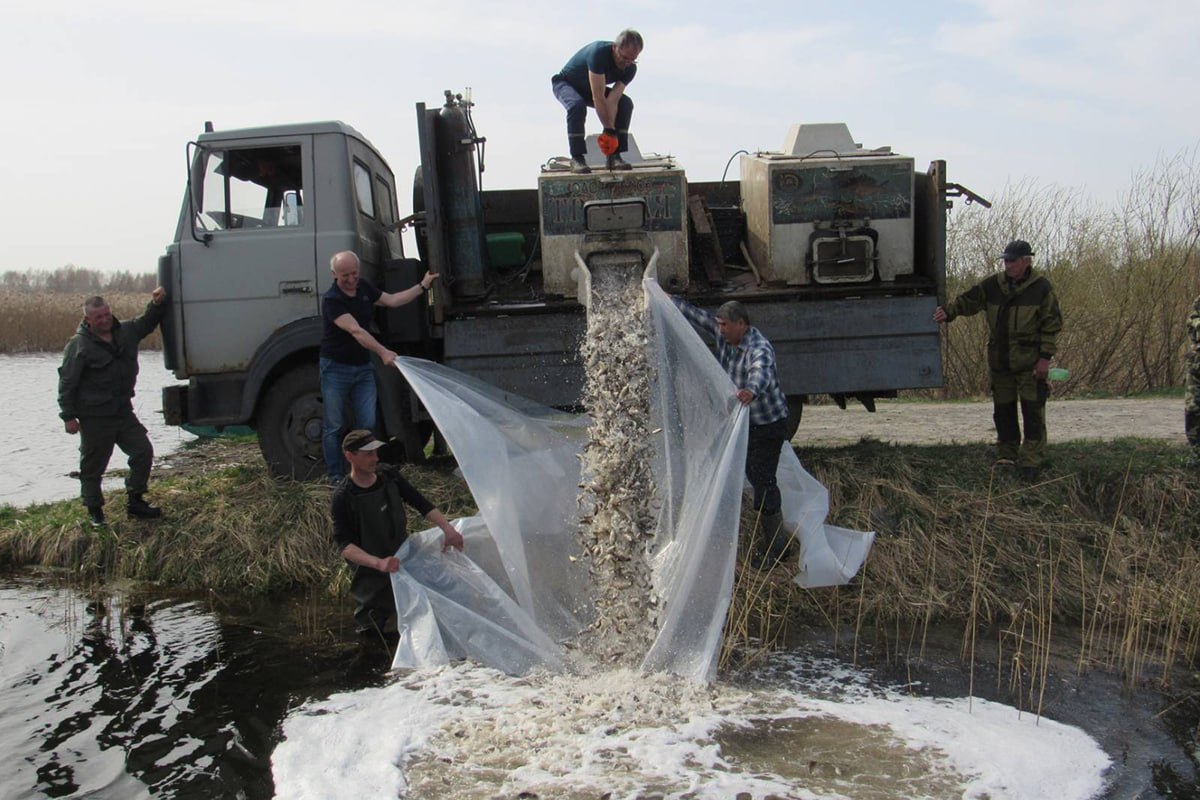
[[342, 429, 384, 453], [1000, 240, 1034, 261]]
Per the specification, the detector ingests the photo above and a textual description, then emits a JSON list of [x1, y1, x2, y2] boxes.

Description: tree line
[[1, 266, 157, 294]]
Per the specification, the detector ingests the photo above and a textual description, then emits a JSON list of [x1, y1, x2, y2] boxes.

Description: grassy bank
[[3, 437, 1197, 688], [725, 437, 1200, 694]]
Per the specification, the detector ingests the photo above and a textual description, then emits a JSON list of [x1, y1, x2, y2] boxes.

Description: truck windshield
[[195, 145, 304, 231]]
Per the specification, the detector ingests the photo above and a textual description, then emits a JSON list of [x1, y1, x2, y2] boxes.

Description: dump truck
[[158, 90, 987, 479]]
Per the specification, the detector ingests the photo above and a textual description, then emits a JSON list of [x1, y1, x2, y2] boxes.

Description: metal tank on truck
[[156, 91, 987, 479], [740, 123, 919, 285]]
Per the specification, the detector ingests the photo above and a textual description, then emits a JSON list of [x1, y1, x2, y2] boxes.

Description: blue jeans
[[552, 78, 634, 158], [320, 357, 377, 481]]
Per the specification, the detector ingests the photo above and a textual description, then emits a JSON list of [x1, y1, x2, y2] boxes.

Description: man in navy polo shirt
[[320, 250, 438, 483], [552, 29, 643, 174]]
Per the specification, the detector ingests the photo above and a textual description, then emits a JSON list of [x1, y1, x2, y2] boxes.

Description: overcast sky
[[3, 0, 1197, 273]]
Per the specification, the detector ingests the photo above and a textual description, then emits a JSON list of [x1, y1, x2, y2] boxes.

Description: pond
[[1, 575, 1195, 799], [0, 353, 196, 508]]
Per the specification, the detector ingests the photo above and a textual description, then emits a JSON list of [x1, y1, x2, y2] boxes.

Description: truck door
[[178, 139, 316, 373]]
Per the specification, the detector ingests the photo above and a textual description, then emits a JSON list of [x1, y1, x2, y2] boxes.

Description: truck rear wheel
[[785, 395, 805, 441], [258, 364, 325, 481]]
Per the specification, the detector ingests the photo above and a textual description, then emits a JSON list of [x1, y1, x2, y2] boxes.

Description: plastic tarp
[[389, 278, 873, 680]]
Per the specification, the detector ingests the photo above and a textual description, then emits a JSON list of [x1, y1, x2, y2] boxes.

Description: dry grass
[[5, 437, 1198, 695], [0, 444, 476, 597], [720, 438, 1200, 693], [0, 291, 162, 354]]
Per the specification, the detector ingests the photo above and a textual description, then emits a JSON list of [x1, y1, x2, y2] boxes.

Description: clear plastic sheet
[[389, 278, 873, 679]]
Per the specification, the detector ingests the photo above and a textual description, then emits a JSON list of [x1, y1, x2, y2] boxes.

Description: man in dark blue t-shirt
[[551, 28, 643, 174], [320, 250, 438, 483]]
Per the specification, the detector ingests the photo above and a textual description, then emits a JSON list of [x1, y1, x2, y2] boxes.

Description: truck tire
[[257, 364, 325, 481], [785, 395, 805, 442]]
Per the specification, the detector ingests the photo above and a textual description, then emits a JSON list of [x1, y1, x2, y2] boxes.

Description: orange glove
[[597, 129, 619, 156]]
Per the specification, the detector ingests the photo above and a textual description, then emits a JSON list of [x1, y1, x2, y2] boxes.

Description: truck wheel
[[257, 364, 325, 481], [785, 395, 805, 441]]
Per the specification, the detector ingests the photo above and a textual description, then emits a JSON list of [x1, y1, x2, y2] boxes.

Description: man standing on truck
[[58, 287, 168, 528], [331, 429, 465, 635], [320, 250, 438, 484], [671, 297, 791, 568], [552, 29, 643, 175], [933, 240, 1063, 480]]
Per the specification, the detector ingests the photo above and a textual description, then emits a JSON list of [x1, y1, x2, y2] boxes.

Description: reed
[[0, 291, 163, 354], [736, 437, 1200, 692]]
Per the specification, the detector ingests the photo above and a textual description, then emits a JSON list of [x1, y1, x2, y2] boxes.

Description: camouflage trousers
[[77, 411, 154, 508], [1186, 352, 1200, 450], [991, 370, 1048, 468]]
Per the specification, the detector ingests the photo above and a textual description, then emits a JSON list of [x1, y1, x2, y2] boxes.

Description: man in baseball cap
[[341, 429, 385, 453], [933, 239, 1063, 480], [1000, 240, 1034, 261], [330, 429, 464, 635]]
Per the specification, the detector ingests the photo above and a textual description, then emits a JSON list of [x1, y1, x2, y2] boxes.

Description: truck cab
[[159, 121, 424, 478]]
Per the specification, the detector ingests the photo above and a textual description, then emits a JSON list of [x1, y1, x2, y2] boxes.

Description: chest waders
[[347, 475, 411, 628]]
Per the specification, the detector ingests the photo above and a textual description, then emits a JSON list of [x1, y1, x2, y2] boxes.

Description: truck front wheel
[[257, 364, 325, 481]]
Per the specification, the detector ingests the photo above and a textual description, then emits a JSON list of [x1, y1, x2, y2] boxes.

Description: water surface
[[2, 576, 1196, 799], [0, 353, 195, 507]]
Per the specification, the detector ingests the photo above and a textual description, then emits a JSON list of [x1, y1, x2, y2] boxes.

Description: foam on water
[[272, 653, 1111, 799]]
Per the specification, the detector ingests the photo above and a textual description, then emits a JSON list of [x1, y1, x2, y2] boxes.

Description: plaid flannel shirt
[[672, 296, 789, 425]]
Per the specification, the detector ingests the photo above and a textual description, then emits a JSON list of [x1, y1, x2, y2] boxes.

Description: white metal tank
[[538, 144, 689, 298], [740, 123, 915, 285]]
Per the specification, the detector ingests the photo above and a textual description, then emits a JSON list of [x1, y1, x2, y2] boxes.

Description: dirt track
[[797, 397, 1185, 447]]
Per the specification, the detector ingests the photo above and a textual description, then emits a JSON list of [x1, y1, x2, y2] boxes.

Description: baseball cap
[[1000, 240, 1034, 261], [342, 429, 385, 453]]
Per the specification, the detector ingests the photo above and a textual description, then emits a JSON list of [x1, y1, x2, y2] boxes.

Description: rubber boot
[[758, 513, 787, 568], [748, 512, 783, 570], [606, 153, 632, 171], [86, 505, 107, 529], [127, 493, 163, 520], [761, 512, 790, 569]]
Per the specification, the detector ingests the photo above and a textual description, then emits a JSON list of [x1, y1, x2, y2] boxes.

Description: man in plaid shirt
[[672, 297, 791, 568]]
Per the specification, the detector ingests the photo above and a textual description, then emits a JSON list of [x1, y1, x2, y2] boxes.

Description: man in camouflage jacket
[[934, 240, 1063, 478], [58, 287, 167, 527], [1186, 296, 1200, 465]]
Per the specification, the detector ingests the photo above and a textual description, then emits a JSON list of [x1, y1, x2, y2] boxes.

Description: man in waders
[[934, 240, 1063, 480], [330, 430, 464, 635]]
